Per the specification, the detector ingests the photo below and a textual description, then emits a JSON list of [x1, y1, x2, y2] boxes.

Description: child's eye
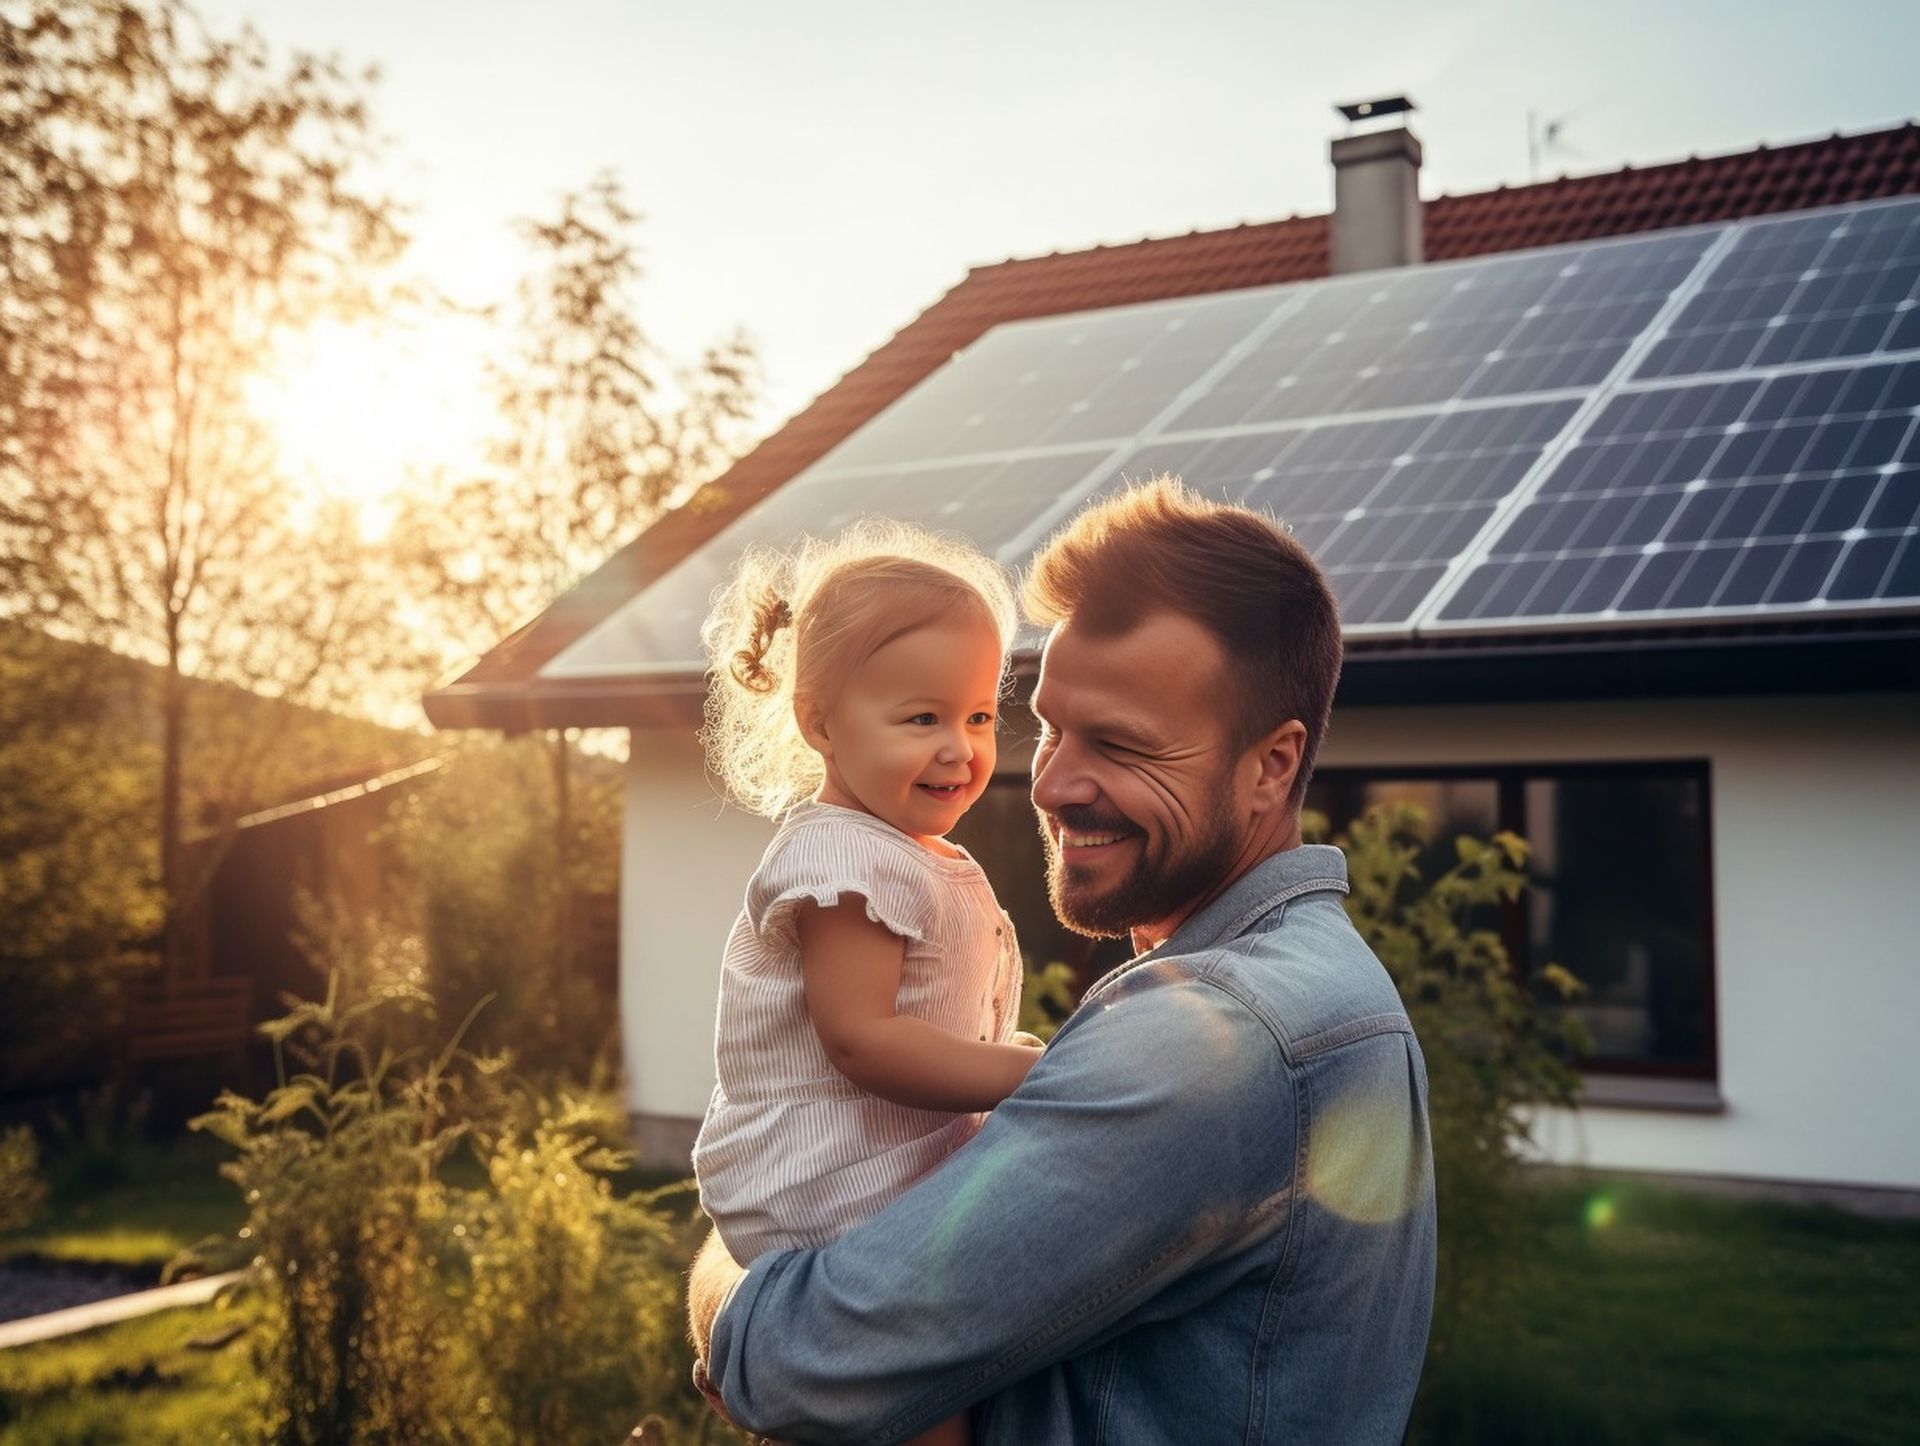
[[969, 711, 994, 726], [906, 712, 937, 726]]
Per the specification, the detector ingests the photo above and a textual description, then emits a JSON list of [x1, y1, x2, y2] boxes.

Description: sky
[[213, 0, 1918, 434]]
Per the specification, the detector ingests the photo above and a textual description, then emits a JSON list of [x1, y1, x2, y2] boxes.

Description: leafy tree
[[380, 735, 624, 1077], [414, 173, 756, 653], [0, 0, 415, 980], [401, 174, 756, 999], [0, 625, 160, 1086]]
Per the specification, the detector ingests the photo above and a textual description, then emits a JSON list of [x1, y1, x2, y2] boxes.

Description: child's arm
[[797, 899, 1040, 1113]]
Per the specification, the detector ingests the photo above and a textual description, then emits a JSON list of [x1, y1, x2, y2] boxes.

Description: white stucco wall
[[622, 691, 1920, 1190], [1322, 691, 1920, 1193], [620, 728, 771, 1138]]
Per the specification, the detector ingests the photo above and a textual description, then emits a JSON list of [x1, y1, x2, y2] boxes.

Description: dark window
[[1307, 762, 1716, 1079]]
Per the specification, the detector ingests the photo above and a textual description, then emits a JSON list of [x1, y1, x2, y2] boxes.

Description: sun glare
[[250, 315, 494, 537]]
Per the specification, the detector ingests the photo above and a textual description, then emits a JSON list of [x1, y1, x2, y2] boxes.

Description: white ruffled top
[[693, 800, 1023, 1262]]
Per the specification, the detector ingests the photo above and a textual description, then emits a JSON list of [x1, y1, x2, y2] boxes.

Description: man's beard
[[1039, 795, 1241, 941]]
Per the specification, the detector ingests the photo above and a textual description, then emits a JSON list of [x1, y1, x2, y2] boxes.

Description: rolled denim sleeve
[[707, 961, 1298, 1445]]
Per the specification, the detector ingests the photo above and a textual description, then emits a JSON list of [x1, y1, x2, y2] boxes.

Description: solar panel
[[540, 195, 1920, 677], [1429, 358, 1920, 628], [1097, 400, 1579, 627], [812, 291, 1282, 473], [1169, 229, 1715, 431], [541, 449, 1114, 677], [1635, 198, 1920, 380]]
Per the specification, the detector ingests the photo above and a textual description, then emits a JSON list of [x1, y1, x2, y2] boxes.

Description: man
[[690, 478, 1436, 1444]]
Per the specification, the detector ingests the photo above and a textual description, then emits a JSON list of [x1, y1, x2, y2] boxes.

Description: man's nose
[[1031, 737, 1095, 811]]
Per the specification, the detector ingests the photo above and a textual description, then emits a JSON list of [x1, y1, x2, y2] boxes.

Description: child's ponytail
[[730, 588, 793, 695]]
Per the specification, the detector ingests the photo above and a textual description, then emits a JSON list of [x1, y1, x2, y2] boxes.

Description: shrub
[[42, 1082, 156, 1197], [1307, 803, 1589, 1380], [191, 974, 482, 1444], [0, 629, 161, 1096], [0, 1125, 49, 1235], [461, 1097, 692, 1443], [1012, 805, 1590, 1406], [1018, 960, 1079, 1042], [191, 961, 716, 1443]]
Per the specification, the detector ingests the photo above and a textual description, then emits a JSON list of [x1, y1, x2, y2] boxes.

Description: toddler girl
[[692, 520, 1041, 1445]]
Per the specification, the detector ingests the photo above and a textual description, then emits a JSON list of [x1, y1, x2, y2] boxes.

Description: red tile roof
[[427, 121, 1920, 730]]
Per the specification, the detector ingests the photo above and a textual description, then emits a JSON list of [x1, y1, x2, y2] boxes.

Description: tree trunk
[[160, 637, 188, 983], [549, 727, 573, 1012]]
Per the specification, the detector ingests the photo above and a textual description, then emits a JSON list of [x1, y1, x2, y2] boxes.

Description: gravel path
[[0, 1258, 159, 1325]]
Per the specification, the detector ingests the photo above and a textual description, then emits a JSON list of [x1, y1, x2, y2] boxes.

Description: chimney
[[1329, 96, 1424, 275]]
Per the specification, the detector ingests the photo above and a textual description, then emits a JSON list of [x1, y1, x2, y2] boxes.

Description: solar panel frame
[[1164, 227, 1719, 433], [990, 225, 1758, 637], [544, 287, 1324, 677]]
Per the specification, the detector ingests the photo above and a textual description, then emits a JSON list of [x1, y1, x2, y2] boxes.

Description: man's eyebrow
[[1030, 692, 1162, 748], [1097, 719, 1164, 750]]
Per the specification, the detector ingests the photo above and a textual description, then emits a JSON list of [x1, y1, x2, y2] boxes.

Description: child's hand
[[1011, 1031, 1046, 1050]]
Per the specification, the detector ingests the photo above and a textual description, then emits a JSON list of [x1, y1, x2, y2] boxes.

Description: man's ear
[[796, 695, 833, 759], [1247, 720, 1307, 814]]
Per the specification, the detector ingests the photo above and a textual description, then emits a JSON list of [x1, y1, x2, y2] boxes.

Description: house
[[0, 623, 444, 1112], [426, 114, 1920, 1196]]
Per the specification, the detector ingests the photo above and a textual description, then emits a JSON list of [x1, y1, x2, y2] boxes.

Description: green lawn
[[0, 1301, 260, 1445], [2, 1169, 1914, 1443], [1419, 1177, 1920, 1445], [2, 1137, 242, 1272]]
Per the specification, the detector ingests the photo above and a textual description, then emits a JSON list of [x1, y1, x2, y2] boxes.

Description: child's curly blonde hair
[[700, 518, 1019, 818]]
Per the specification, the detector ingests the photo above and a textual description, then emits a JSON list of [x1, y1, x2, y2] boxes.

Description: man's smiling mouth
[[1062, 830, 1130, 849], [1050, 809, 1143, 852]]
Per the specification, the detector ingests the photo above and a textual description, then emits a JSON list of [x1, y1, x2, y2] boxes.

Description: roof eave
[[428, 621, 1920, 732], [1338, 623, 1920, 707], [422, 674, 706, 733]]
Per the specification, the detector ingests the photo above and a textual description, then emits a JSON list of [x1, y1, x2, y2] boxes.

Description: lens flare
[[1584, 1193, 1618, 1231], [1306, 1088, 1423, 1226]]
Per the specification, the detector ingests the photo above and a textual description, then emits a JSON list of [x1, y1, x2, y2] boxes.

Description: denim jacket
[[708, 844, 1437, 1445]]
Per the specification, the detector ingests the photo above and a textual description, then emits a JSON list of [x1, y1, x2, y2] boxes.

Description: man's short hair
[[1024, 476, 1343, 803]]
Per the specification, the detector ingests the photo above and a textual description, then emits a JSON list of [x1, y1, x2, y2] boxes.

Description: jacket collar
[[1139, 844, 1350, 964]]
